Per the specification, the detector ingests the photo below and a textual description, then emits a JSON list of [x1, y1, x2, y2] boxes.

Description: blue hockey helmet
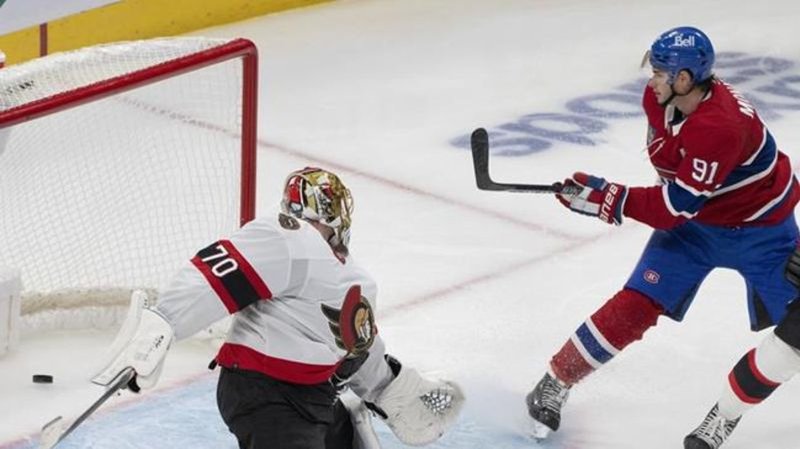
[[647, 26, 715, 84]]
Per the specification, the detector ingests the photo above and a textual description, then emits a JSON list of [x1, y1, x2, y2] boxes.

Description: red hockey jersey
[[624, 80, 799, 229]]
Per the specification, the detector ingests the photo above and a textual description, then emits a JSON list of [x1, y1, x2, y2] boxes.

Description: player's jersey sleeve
[[338, 283, 394, 402], [156, 216, 294, 340], [625, 121, 748, 229], [624, 80, 787, 228], [346, 335, 395, 402]]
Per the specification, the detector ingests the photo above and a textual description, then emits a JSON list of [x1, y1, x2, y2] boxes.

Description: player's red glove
[[556, 172, 627, 225]]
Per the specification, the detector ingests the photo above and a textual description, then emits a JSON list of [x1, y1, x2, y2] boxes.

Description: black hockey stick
[[39, 367, 136, 449], [470, 128, 580, 194]]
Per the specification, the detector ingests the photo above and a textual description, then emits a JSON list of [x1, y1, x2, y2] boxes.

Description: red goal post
[[0, 37, 258, 333]]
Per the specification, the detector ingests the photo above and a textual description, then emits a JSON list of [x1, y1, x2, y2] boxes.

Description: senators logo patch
[[278, 213, 300, 230], [321, 285, 376, 356]]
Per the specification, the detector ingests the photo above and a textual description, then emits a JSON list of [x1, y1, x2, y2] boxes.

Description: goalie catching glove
[[370, 356, 464, 446], [92, 290, 174, 392]]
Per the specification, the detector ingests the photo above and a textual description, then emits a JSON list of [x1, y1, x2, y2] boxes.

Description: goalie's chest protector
[[215, 213, 379, 385]]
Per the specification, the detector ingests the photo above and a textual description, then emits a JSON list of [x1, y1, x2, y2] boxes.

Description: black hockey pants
[[217, 367, 354, 449]]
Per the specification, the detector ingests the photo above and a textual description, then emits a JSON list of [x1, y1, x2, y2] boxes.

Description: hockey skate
[[525, 372, 570, 440], [683, 403, 741, 449]]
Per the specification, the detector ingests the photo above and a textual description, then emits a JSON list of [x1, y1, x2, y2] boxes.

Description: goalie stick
[[470, 127, 581, 195], [39, 367, 135, 449]]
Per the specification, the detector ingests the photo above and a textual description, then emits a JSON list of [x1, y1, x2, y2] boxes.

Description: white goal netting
[[0, 37, 257, 335]]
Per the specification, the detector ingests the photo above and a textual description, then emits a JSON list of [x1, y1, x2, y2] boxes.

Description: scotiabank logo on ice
[[450, 52, 800, 156]]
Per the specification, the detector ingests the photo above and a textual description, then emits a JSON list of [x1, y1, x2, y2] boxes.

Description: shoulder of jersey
[[696, 83, 748, 121], [686, 104, 742, 135], [244, 212, 308, 236], [242, 212, 308, 233], [260, 212, 340, 259]]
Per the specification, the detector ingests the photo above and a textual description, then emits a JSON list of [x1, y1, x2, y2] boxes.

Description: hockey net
[[0, 37, 257, 336]]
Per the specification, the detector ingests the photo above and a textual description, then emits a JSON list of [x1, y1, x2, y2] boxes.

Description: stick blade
[[470, 127, 496, 190], [469, 126, 567, 194], [470, 127, 488, 149], [37, 368, 135, 449], [39, 416, 65, 449]]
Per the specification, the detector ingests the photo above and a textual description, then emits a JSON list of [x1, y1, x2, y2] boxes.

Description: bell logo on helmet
[[648, 26, 716, 83], [672, 34, 695, 48]]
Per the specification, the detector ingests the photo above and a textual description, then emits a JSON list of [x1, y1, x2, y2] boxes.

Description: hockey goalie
[[91, 167, 464, 449]]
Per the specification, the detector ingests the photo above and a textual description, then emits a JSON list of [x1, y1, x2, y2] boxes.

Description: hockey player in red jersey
[[526, 27, 800, 449], [92, 167, 464, 449]]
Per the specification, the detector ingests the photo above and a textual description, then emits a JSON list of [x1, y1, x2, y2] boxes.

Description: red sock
[[550, 289, 663, 385]]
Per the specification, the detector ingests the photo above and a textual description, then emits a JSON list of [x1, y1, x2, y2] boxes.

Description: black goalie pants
[[217, 367, 355, 449]]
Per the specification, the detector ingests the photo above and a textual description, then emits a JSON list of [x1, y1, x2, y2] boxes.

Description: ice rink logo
[[450, 52, 800, 156]]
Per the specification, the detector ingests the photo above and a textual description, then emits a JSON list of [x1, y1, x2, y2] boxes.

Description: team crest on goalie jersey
[[321, 285, 376, 356], [278, 212, 300, 230]]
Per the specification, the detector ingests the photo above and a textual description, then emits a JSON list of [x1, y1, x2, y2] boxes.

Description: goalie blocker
[[92, 290, 173, 391]]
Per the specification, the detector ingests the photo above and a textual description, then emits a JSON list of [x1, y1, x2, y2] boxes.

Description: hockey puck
[[32, 374, 54, 384]]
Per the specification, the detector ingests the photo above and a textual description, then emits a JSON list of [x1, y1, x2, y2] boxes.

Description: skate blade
[[526, 419, 552, 441]]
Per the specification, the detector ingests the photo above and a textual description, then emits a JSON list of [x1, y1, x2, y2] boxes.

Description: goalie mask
[[281, 167, 353, 248]]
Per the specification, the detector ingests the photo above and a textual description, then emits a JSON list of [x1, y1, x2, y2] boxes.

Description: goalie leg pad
[[374, 365, 464, 446], [335, 392, 382, 449]]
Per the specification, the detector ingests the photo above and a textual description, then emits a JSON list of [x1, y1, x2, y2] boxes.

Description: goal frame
[[0, 37, 258, 226]]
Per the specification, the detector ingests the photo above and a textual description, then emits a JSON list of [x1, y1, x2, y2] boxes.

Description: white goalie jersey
[[155, 211, 394, 399]]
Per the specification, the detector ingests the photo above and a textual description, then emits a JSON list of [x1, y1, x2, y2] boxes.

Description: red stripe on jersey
[[748, 349, 780, 387], [191, 255, 239, 313], [219, 239, 272, 299], [216, 343, 339, 385], [728, 370, 761, 404]]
